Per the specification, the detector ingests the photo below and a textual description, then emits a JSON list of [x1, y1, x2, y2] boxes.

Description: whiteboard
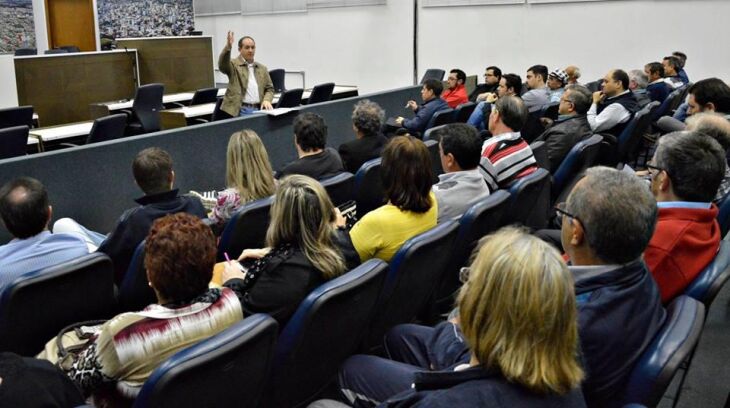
[[307, 0, 386, 8], [194, 0, 241, 16], [422, 0, 524, 7], [241, 0, 307, 15]]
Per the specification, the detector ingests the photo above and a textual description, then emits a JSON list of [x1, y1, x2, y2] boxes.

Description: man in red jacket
[[645, 131, 726, 303], [441, 69, 468, 109]]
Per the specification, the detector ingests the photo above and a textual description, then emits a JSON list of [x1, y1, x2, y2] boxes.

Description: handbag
[[54, 319, 106, 371]]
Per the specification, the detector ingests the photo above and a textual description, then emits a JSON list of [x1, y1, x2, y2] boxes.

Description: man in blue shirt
[[394, 79, 449, 137], [0, 177, 88, 293]]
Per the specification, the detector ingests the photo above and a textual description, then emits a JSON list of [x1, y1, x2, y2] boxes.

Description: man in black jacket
[[535, 84, 594, 172]]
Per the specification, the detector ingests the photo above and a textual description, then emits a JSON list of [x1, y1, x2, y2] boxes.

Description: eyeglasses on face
[[554, 202, 587, 235]]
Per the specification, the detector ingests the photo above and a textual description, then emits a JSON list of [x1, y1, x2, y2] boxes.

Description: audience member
[[471, 66, 502, 101], [628, 69, 651, 107], [209, 130, 276, 229], [339, 100, 388, 174], [644, 131, 724, 303], [222, 175, 357, 326], [278, 112, 345, 180], [547, 69, 568, 103], [431, 124, 490, 222], [349, 136, 437, 262], [565, 65, 582, 85], [534, 85, 594, 172], [479, 96, 538, 191], [218, 31, 275, 116], [658, 78, 730, 133], [0, 177, 88, 294], [466, 73, 522, 131], [395, 79, 449, 136], [0, 352, 84, 407], [338, 227, 586, 407], [54, 147, 206, 283], [587, 69, 640, 137], [685, 112, 730, 202], [40, 213, 243, 400], [523, 64, 551, 112], [672, 51, 690, 84], [644, 62, 670, 103], [441, 69, 468, 108], [662, 56, 685, 89]]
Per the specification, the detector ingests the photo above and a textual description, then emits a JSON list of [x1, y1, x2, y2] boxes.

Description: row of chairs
[[14, 46, 80, 56]]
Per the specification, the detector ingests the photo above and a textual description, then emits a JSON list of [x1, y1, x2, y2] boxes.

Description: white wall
[[195, 1, 414, 95], [0, 55, 18, 108], [418, 0, 730, 85]]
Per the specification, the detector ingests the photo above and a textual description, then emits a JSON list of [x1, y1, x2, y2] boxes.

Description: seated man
[[644, 62, 670, 103], [629, 69, 652, 108], [685, 112, 730, 202], [534, 85, 594, 172], [470, 65, 501, 101], [663, 55, 685, 89], [394, 79, 449, 137], [338, 167, 665, 408], [587, 69, 640, 138], [54, 148, 206, 283], [338, 100, 388, 174], [441, 69, 468, 109], [466, 73, 522, 131], [547, 69, 568, 103], [523, 64, 551, 112], [673, 51, 690, 84], [479, 96, 538, 191], [431, 123, 490, 222], [645, 131, 724, 303], [0, 177, 88, 293], [565, 65, 581, 85], [657, 78, 730, 137], [278, 112, 345, 180]]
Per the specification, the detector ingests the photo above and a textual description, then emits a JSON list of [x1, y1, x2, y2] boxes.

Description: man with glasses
[[441, 69, 468, 109], [643, 131, 724, 303], [534, 85, 594, 172], [471, 65, 502, 101]]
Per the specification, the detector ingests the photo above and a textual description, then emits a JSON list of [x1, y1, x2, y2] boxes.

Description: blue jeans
[[239, 107, 257, 116], [466, 100, 491, 131]]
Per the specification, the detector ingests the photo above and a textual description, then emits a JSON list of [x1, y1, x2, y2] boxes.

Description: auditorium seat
[[0, 253, 116, 356], [651, 86, 687, 121], [551, 134, 603, 204], [320, 172, 355, 206], [520, 109, 546, 143], [276, 88, 304, 108], [684, 240, 730, 308], [85, 114, 128, 145], [124, 83, 164, 136], [423, 124, 445, 141], [266, 259, 388, 407], [306, 82, 336, 104], [425, 108, 454, 131], [0, 125, 30, 160], [365, 221, 459, 349], [118, 240, 156, 312], [420, 69, 445, 84], [270, 68, 286, 93], [217, 195, 274, 262], [453, 101, 476, 123], [504, 167, 551, 229], [0, 105, 34, 130], [621, 296, 705, 407], [541, 102, 560, 121], [353, 157, 384, 218], [133, 314, 278, 408], [616, 101, 660, 166], [423, 139, 442, 182], [433, 190, 511, 314], [718, 193, 730, 238], [529, 140, 549, 170]]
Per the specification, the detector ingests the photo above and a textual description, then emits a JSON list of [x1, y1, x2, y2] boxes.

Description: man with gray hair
[[686, 112, 730, 203], [644, 131, 724, 303], [534, 85, 594, 172], [629, 69, 651, 108], [557, 166, 664, 406], [338, 99, 388, 173]]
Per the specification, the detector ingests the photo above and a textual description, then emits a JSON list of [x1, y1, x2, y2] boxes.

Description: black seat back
[[276, 88, 304, 108], [504, 168, 551, 229], [0, 253, 116, 355], [354, 158, 384, 218], [210, 98, 225, 122], [86, 114, 128, 144], [426, 108, 455, 131], [320, 172, 355, 206], [0, 106, 34, 130], [0, 125, 29, 160], [269, 69, 286, 93], [118, 240, 156, 312], [529, 140, 549, 170], [551, 134, 604, 203], [189, 87, 219, 106], [420, 69, 445, 84], [618, 101, 660, 164], [133, 83, 165, 132], [423, 139, 442, 182], [307, 82, 336, 104], [454, 102, 476, 123], [217, 196, 274, 261], [44, 49, 68, 55], [14, 48, 36, 56], [521, 109, 546, 143]]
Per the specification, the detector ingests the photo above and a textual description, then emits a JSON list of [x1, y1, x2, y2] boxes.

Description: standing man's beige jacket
[[218, 42, 275, 117]]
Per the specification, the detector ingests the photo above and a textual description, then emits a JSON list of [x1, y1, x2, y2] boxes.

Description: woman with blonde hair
[[209, 129, 276, 226], [336, 227, 585, 407], [222, 175, 358, 326]]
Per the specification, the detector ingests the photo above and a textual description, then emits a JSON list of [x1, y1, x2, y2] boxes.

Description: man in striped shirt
[[479, 96, 538, 191]]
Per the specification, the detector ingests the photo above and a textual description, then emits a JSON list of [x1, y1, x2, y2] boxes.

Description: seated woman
[[38, 213, 243, 401], [349, 135, 438, 262], [209, 129, 276, 229], [338, 99, 388, 174], [337, 227, 586, 407], [222, 175, 358, 326]]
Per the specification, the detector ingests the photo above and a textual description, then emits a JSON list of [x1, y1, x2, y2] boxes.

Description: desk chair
[[172, 88, 219, 108], [44, 49, 68, 55], [276, 88, 304, 108], [14, 48, 36, 56], [86, 114, 128, 144], [58, 45, 80, 53], [0, 105, 34, 130], [0, 126, 30, 160], [270, 69, 286, 93], [306, 83, 335, 104], [420, 69, 445, 84], [124, 83, 164, 135]]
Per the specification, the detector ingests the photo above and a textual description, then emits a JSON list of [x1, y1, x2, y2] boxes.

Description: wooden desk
[[28, 121, 94, 151]]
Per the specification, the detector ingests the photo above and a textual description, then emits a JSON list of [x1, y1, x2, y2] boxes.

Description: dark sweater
[[338, 133, 388, 174], [278, 147, 345, 180]]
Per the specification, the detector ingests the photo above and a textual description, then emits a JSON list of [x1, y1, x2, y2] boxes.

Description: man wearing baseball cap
[[547, 69, 568, 103]]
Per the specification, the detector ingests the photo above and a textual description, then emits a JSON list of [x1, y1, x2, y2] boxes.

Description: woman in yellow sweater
[[349, 135, 438, 262]]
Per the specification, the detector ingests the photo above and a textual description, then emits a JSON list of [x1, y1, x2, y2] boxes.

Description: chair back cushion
[[420, 69, 445, 84], [552, 134, 603, 201], [189, 88, 219, 106], [0, 125, 29, 159], [270, 69, 286, 93], [118, 241, 157, 312], [87, 114, 128, 144], [684, 239, 730, 307], [276, 88, 304, 108], [454, 102, 476, 123], [0, 106, 33, 130], [307, 82, 336, 104], [217, 196, 274, 261], [320, 172, 355, 206], [133, 83, 164, 132], [529, 140, 549, 170], [354, 158, 384, 218], [505, 168, 551, 229]]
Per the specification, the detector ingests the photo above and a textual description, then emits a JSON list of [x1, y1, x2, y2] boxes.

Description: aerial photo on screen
[[0, 0, 36, 54], [97, 0, 194, 38]]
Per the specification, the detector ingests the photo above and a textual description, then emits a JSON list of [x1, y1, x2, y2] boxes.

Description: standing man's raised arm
[[218, 31, 235, 76]]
